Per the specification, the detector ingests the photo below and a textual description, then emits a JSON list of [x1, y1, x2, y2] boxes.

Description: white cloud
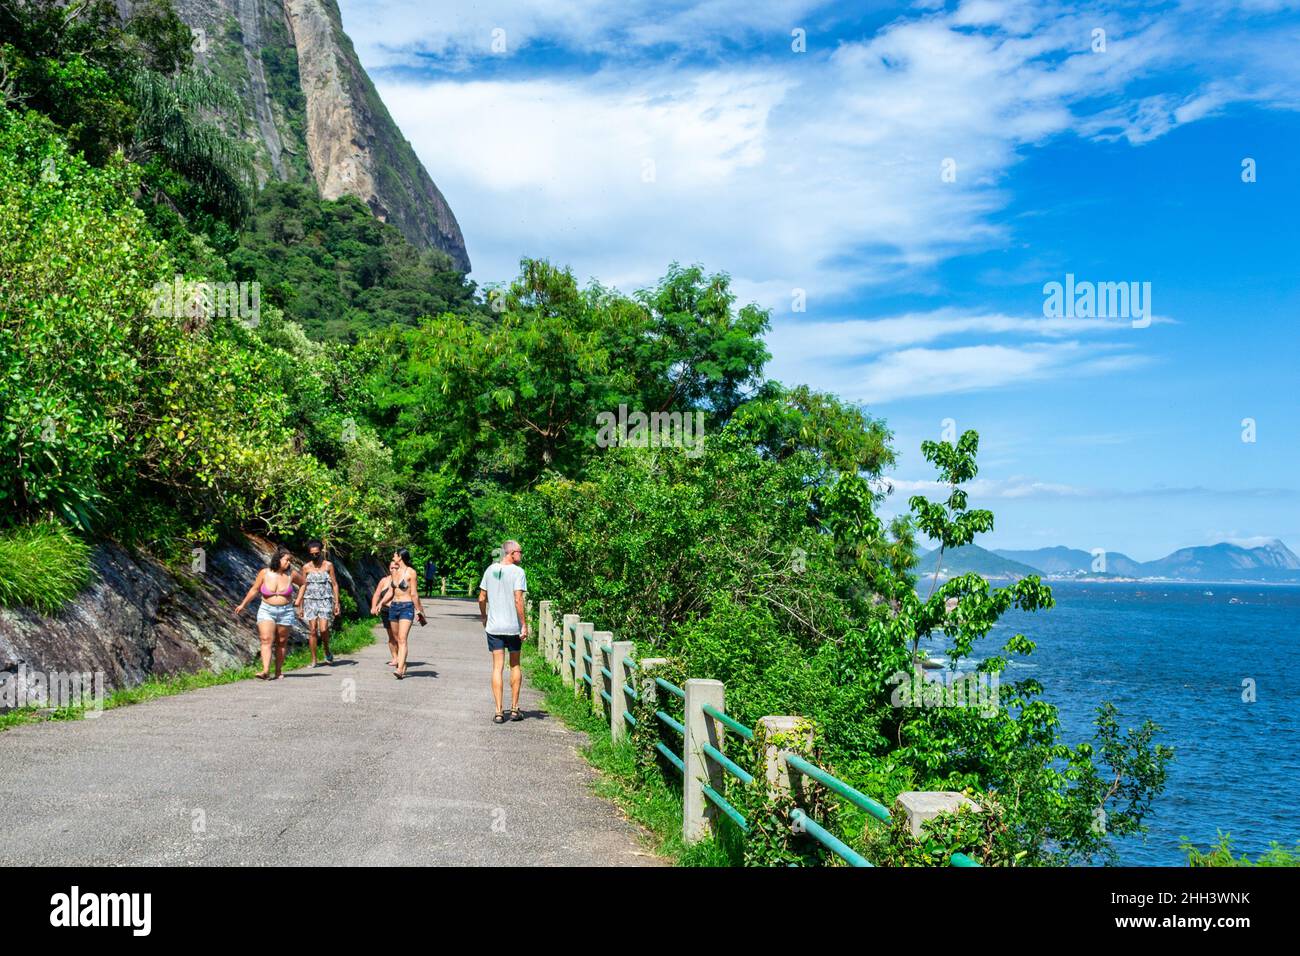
[[363, 0, 1296, 308], [882, 476, 1096, 498], [883, 479, 1300, 502], [345, 0, 1296, 408], [764, 315, 1154, 402], [766, 309, 1162, 357], [1213, 534, 1286, 549], [339, 0, 828, 69]]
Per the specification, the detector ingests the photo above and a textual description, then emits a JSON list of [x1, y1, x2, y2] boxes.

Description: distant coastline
[[916, 540, 1300, 585], [935, 573, 1300, 585]]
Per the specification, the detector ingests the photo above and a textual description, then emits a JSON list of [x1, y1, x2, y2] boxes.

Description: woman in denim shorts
[[370, 558, 403, 666], [378, 548, 425, 680], [235, 547, 305, 680]]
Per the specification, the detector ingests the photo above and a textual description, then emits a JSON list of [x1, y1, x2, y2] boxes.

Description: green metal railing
[[783, 753, 891, 824], [791, 809, 871, 867], [654, 677, 685, 700], [655, 710, 685, 736], [655, 742, 684, 773], [702, 742, 753, 785], [538, 603, 982, 869], [703, 784, 749, 832], [703, 702, 754, 740]]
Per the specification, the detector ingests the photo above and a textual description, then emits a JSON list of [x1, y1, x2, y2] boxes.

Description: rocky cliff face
[[0, 535, 384, 705], [130, 0, 470, 271]]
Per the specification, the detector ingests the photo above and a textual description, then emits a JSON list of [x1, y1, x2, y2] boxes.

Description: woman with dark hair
[[234, 547, 305, 680], [295, 540, 340, 667], [370, 557, 402, 665], [382, 548, 425, 679]]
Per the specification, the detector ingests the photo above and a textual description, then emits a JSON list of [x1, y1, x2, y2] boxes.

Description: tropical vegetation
[[0, 0, 1182, 866]]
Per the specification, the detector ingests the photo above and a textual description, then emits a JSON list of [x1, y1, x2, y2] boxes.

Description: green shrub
[[0, 521, 93, 613], [1183, 832, 1300, 867]]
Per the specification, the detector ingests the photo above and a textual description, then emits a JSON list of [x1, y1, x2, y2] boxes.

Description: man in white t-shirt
[[478, 539, 528, 723]]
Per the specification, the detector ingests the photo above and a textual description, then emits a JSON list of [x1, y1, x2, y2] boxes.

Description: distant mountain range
[[915, 540, 1300, 583]]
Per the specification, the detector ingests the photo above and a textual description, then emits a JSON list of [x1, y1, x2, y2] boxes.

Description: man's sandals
[[493, 710, 523, 723]]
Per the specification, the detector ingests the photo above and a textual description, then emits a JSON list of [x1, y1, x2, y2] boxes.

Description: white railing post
[[637, 658, 668, 710], [592, 631, 613, 715], [610, 640, 635, 740], [537, 601, 552, 663], [683, 678, 726, 844], [560, 614, 579, 686], [757, 716, 814, 803], [575, 622, 594, 698], [547, 607, 560, 666], [895, 792, 979, 837]]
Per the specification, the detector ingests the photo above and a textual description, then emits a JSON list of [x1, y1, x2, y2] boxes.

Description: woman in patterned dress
[[296, 540, 340, 667]]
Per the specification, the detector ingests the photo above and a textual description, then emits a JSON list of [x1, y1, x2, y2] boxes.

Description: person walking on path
[[296, 540, 341, 667], [370, 558, 402, 666], [234, 547, 305, 680], [384, 548, 426, 680], [423, 557, 439, 594], [478, 540, 527, 723]]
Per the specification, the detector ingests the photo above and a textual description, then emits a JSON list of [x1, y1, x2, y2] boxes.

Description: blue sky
[[337, 0, 1300, 560]]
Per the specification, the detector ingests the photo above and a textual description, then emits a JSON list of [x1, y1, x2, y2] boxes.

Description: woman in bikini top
[[384, 548, 425, 680], [234, 547, 305, 680], [259, 574, 295, 604], [371, 559, 402, 665]]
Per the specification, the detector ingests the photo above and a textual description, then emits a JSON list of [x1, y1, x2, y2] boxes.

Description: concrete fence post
[[544, 607, 557, 665], [538, 601, 553, 662], [757, 716, 814, 803], [575, 622, 594, 698], [682, 678, 726, 844], [560, 614, 579, 686], [609, 641, 635, 741], [636, 658, 668, 713], [440, 577, 447, 596], [593, 631, 613, 714], [894, 792, 979, 838]]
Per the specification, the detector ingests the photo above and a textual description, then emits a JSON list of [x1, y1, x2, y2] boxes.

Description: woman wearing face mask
[[370, 558, 402, 666], [234, 546, 306, 680], [296, 540, 341, 667]]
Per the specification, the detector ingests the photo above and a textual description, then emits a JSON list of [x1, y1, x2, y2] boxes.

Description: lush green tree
[[478, 415, 1172, 865], [0, 0, 252, 234], [632, 262, 771, 416], [229, 181, 481, 341], [127, 69, 254, 225], [0, 108, 396, 553]]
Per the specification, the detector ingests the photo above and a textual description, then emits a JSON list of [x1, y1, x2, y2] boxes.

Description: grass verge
[[521, 639, 731, 866], [0, 617, 378, 733], [0, 522, 92, 613]]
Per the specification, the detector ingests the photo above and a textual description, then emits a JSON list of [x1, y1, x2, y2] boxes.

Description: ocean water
[[920, 581, 1300, 866]]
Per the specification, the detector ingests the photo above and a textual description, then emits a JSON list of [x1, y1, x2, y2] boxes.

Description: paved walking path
[[0, 599, 661, 866]]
